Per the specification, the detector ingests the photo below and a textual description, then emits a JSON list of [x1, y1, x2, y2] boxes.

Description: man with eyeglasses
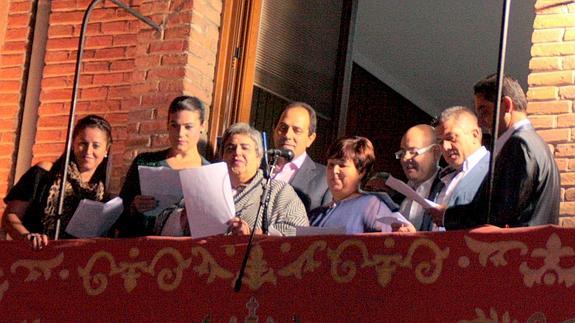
[[395, 124, 442, 231]]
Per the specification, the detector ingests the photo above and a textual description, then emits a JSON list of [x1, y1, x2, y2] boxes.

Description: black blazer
[[444, 124, 560, 229]]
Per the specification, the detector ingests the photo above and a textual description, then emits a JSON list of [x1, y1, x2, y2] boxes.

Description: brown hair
[[69, 114, 113, 186], [168, 95, 207, 123], [73, 114, 112, 146], [327, 136, 375, 184]]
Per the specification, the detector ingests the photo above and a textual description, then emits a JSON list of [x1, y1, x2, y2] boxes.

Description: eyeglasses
[[394, 144, 437, 160]]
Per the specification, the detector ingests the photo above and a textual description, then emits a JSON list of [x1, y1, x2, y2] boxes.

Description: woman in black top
[[2, 115, 113, 249]]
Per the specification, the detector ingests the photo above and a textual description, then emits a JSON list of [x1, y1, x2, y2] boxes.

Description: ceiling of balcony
[[354, 0, 536, 116]]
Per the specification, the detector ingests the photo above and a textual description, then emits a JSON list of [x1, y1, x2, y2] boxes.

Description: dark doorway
[[346, 63, 434, 181]]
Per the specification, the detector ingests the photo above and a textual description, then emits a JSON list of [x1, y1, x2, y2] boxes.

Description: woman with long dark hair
[[118, 96, 209, 236], [2, 114, 113, 249]]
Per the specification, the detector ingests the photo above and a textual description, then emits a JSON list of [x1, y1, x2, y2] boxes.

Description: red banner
[[1, 225, 574, 321]]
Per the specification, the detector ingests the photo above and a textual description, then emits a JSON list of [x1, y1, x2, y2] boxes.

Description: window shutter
[[254, 0, 343, 116]]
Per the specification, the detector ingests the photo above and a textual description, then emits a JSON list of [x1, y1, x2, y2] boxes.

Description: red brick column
[[40, 0, 152, 191], [126, 0, 222, 167], [530, 0, 575, 225], [0, 0, 34, 206], [41, 0, 221, 191]]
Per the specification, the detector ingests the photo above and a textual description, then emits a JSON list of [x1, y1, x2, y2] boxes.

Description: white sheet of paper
[[180, 162, 235, 238], [296, 226, 346, 236], [138, 166, 183, 217], [65, 197, 124, 238], [385, 175, 439, 209]]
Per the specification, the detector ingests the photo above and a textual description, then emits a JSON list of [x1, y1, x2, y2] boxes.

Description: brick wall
[[0, 0, 222, 208], [0, 0, 34, 207], [530, 0, 575, 226]]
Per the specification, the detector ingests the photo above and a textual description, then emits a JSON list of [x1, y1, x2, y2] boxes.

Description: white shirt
[[494, 119, 531, 158], [439, 146, 489, 205], [399, 169, 438, 230]]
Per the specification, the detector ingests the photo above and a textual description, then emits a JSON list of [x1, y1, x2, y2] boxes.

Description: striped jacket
[[234, 170, 309, 236]]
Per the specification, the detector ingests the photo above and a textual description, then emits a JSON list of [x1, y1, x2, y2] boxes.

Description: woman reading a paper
[[222, 123, 308, 236], [1, 115, 113, 250], [117, 96, 209, 236], [309, 136, 413, 233]]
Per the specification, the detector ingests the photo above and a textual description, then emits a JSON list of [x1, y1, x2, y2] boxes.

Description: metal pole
[[485, 0, 511, 225], [234, 156, 279, 292], [55, 0, 161, 239]]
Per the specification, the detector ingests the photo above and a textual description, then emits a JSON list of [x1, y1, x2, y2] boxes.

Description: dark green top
[[117, 148, 209, 237]]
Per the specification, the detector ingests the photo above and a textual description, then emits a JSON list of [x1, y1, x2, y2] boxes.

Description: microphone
[[266, 148, 294, 162], [261, 132, 269, 178]]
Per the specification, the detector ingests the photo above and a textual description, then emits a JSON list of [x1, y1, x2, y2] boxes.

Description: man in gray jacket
[[272, 102, 331, 213], [430, 75, 560, 229]]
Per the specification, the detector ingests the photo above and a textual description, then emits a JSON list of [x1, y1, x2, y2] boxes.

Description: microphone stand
[[262, 131, 270, 178], [233, 154, 280, 292], [260, 156, 279, 235], [54, 0, 162, 240]]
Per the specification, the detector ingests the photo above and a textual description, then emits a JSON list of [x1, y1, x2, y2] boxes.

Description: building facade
[[1, 0, 574, 225]]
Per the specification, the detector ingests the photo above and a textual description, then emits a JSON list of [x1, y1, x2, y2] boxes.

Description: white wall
[[354, 0, 535, 116]]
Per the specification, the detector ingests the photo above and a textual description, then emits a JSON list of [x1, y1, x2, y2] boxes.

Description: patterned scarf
[[42, 161, 105, 238]]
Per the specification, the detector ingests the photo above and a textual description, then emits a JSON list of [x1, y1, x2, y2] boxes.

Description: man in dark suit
[[431, 75, 560, 229], [396, 124, 442, 231], [272, 102, 331, 212]]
